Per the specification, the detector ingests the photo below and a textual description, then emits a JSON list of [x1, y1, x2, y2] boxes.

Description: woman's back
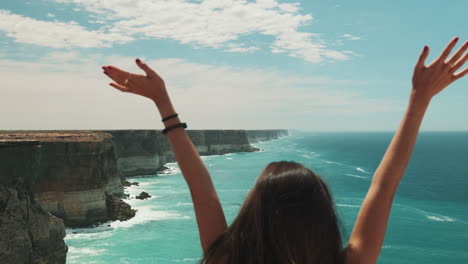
[[202, 162, 344, 264]]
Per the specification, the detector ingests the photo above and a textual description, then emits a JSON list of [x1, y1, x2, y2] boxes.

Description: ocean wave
[[120, 257, 202, 263], [175, 202, 193, 207], [159, 163, 181, 176], [324, 160, 343, 165], [66, 207, 191, 240], [345, 173, 368, 179], [336, 203, 361, 208], [111, 206, 191, 229], [426, 215, 455, 222], [68, 246, 107, 256], [65, 227, 114, 241], [173, 257, 203, 262], [355, 167, 369, 174], [302, 152, 320, 160], [395, 203, 458, 223], [125, 181, 155, 187]]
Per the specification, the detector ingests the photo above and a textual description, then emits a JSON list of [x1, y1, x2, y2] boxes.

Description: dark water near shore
[[65, 131, 468, 263]]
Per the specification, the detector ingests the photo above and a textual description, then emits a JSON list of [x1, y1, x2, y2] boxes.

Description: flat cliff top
[[0, 131, 112, 142]]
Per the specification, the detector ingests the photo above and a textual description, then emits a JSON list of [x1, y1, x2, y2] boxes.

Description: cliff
[[0, 142, 68, 264], [0, 132, 126, 228], [105, 129, 265, 177], [0, 129, 288, 224]]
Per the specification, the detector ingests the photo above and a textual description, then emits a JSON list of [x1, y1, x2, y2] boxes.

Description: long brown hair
[[201, 161, 344, 264]]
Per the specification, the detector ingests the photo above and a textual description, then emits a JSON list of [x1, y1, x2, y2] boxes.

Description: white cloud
[[225, 43, 260, 53], [47, 13, 55, 17], [89, 20, 106, 24], [0, 9, 133, 48], [343, 34, 361, 40], [49, 0, 350, 63], [0, 53, 398, 130], [278, 3, 301, 13]]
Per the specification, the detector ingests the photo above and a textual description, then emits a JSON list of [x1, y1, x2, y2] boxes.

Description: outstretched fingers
[[447, 41, 468, 65], [438, 37, 459, 62], [110, 82, 132, 93], [451, 45, 468, 82], [453, 68, 468, 82], [136, 59, 157, 78], [450, 51, 468, 73], [103, 65, 131, 84], [415, 45, 430, 70]]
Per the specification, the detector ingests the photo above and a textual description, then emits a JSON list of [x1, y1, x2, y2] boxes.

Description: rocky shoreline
[[0, 129, 287, 263]]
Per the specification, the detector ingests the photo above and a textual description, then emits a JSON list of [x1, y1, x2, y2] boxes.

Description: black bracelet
[[162, 113, 178, 122], [162, 122, 187, 134]]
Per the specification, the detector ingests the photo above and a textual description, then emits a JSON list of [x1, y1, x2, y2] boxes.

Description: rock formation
[[0, 142, 68, 264], [0, 132, 127, 228], [106, 193, 136, 222], [136, 191, 151, 200]]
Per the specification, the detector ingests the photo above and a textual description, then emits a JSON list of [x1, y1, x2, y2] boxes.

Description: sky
[[0, 0, 467, 131]]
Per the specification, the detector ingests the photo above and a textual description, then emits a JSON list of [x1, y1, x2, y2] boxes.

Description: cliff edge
[[107, 129, 260, 177], [0, 132, 129, 228]]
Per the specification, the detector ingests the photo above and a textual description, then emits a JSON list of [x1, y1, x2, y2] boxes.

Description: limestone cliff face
[[0, 132, 125, 227], [105, 130, 260, 177], [0, 129, 288, 227], [0, 142, 67, 264], [103, 130, 171, 177]]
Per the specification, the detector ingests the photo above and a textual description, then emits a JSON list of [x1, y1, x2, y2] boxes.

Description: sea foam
[[345, 173, 368, 179], [355, 167, 369, 174]]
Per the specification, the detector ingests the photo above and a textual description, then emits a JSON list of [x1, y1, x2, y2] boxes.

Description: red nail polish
[[136, 58, 141, 63]]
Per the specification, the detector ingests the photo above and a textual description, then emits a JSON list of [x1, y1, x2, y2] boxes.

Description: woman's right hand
[[412, 37, 468, 103], [102, 59, 170, 106]]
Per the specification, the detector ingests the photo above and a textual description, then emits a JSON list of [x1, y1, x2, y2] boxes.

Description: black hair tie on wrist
[[162, 113, 178, 122], [162, 122, 187, 134]]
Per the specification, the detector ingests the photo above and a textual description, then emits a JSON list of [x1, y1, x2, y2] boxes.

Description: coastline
[[0, 129, 288, 264]]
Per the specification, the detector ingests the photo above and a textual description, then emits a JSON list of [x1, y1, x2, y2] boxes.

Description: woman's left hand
[[102, 59, 169, 105]]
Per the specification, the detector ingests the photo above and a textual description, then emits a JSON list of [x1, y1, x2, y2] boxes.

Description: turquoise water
[[65, 131, 468, 263]]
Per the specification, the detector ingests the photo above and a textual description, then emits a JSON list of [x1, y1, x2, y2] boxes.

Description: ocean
[[65, 131, 468, 263]]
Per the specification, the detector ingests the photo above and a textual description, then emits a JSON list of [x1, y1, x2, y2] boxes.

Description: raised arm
[[346, 37, 468, 264], [102, 59, 227, 253]]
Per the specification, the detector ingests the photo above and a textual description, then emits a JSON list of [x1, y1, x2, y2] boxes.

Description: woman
[[102, 37, 467, 264]]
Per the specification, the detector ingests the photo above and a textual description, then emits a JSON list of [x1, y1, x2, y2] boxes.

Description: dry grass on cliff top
[[0, 131, 112, 142]]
